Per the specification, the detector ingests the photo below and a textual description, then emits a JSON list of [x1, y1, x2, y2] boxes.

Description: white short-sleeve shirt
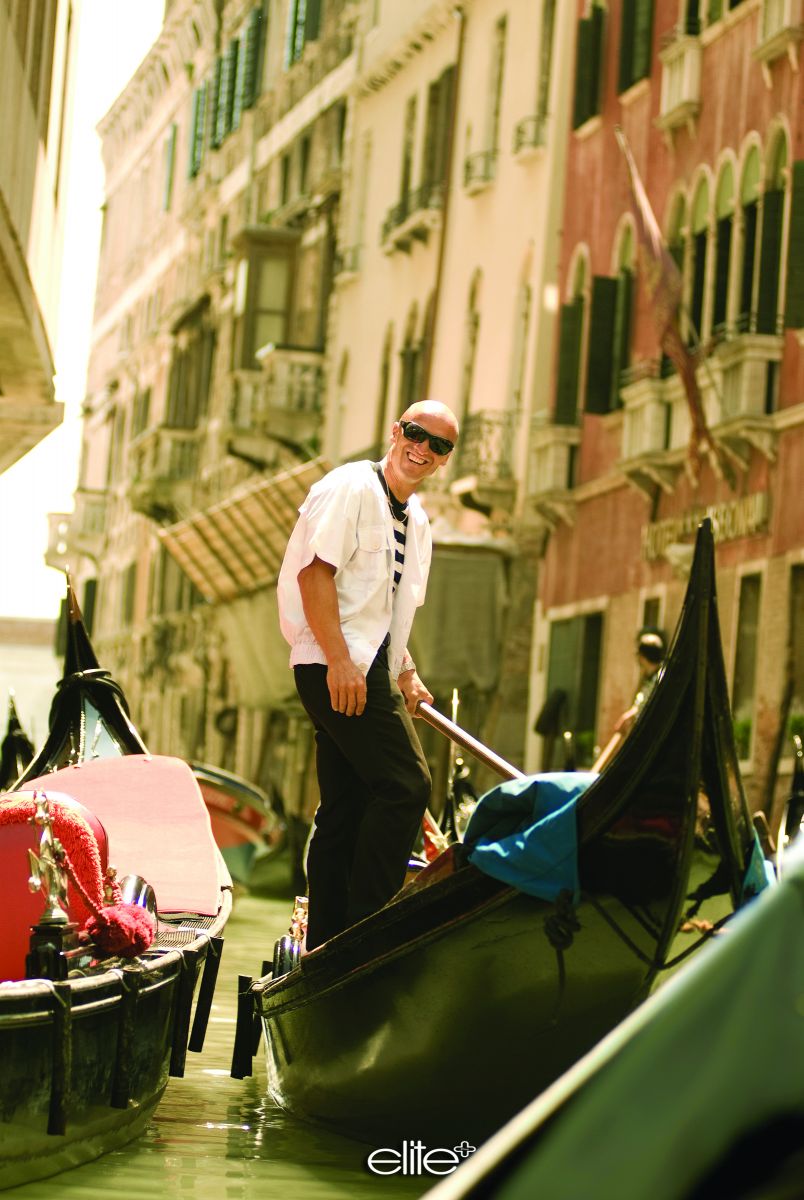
[[277, 461, 431, 677]]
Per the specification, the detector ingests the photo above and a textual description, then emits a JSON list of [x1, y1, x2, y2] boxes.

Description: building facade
[[60, 0, 803, 837], [527, 0, 803, 824], [0, 0, 77, 473]]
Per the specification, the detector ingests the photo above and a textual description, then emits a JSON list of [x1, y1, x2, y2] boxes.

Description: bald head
[[400, 401, 460, 442]]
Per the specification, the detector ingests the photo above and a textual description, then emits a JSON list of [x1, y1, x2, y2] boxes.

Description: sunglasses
[[399, 420, 455, 457]]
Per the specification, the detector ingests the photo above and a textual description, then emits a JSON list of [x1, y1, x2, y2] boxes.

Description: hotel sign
[[643, 492, 770, 561]]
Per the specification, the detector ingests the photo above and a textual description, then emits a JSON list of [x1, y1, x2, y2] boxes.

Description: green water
[[3, 892, 429, 1200]]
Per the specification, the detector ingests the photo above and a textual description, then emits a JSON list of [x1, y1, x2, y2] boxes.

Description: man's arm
[[297, 556, 367, 716]]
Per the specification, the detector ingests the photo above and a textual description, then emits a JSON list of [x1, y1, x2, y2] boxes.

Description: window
[[536, 0, 557, 122], [712, 164, 734, 336], [167, 305, 216, 428], [555, 256, 588, 427], [736, 148, 760, 332], [398, 304, 421, 413], [163, 124, 177, 210], [458, 272, 482, 426], [399, 95, 417, 210], [572, 3, 605, 129], [250, 257, 291, 359], [234, 236, 297, 368], [486, 16, 507, 154], [545, 612, 604, 767], [785, 159, 804, 329], [373, 325, 394, 457], [585, 227, 634, 414], [618, 0, 654, 93], [732, 573, 761, 760], [299, 135, 311, 196], [688, 178, 709, 346], [132, 388, 152, 438], [421, 67, 455, 194], [121, 563, 137, 628], [757, 134, 787, 335], [285, 0, 321, 69], [188, 82, 208, 177]]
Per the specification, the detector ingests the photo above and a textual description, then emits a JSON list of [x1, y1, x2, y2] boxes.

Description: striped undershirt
[[374, 465, 407, 592]]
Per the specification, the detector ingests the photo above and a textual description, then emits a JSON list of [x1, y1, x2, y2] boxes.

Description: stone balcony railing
[[68, 487, 108, 560], [381, 182, 444, 252], [657, 33, 702, 133], [129, 426, 200, 523], [228, 345, 324, 462], [449, 409, 517, 511]]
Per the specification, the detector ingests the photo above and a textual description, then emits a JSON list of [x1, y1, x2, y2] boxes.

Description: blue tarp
[[463, 772, 598, 902]]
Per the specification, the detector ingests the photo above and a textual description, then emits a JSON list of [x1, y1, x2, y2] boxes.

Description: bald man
[[278, 402, 460, 949]]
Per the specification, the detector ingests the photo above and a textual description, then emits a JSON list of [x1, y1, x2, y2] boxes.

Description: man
[[277, 400, 459, 950], [614, 627, 667, 737]]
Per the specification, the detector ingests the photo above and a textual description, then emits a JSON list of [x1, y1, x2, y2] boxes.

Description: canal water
[[3, 890, 431, 1200]]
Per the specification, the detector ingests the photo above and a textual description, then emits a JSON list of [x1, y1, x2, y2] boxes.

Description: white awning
[[158, 457, 329, 603]]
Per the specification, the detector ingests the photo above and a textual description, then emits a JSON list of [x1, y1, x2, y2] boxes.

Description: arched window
[[757, 133, 787, 335], [555, 254, 587, 425], [736, 147, 760, 332], [688, 177, 710, 347], [712, 162, 734, 336]]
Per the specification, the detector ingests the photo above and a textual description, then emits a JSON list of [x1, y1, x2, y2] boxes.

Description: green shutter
[[611, 269, 633, 406], [232, 35, 247, 130], [241, 7, 264, 109], [209, 58, 223, 147], [739, 201, 757, 329], [784, 161, 804, 328], [163, 123, 176, 208], [304, 0, 321, 41], [632, 0, 653, 84], [585, 276, 618, 414], [618, 0, 636, 93], [756, 188, 783, 334], [572, 18, 594, 128], [554, 299, 584, 425]]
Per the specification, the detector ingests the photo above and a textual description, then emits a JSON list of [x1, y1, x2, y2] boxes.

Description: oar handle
[[416, 702, 526, 782]]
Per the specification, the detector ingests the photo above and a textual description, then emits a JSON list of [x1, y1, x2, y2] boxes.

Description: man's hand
[[327, 657, 367, 717], [397, 668, 433, 716]]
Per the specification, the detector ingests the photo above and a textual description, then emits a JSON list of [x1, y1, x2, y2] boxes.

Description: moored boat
[[0, 587, 231, 1189], [237, 519, 768, 1147]]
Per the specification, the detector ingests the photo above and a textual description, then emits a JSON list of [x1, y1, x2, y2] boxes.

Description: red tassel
[[82, 904, 155, 958]]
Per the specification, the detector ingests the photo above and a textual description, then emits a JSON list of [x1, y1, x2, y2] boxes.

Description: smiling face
[[383, 402, 459, 501]]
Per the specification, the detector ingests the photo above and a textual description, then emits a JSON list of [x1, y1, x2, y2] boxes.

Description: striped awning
[[158, 457, 329, 604]]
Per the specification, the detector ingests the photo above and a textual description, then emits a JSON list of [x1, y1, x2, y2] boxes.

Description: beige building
[[0, 0, 76, 473], [59, 0, 575, 835]]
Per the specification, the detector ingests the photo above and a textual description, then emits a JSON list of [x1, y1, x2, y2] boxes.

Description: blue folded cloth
[[464, 772, 597, 902]]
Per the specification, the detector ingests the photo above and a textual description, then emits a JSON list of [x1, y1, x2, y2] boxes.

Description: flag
[[614, 127, 736, 488]]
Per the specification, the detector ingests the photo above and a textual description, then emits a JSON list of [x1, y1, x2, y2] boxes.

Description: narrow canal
[[4, 891, 430, 1200]]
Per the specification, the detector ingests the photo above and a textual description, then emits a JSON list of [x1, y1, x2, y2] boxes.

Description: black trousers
[[294, 642, 431, 950]]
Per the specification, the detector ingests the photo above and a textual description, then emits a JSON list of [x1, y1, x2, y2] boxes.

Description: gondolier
[[277, 401, 459, 950]]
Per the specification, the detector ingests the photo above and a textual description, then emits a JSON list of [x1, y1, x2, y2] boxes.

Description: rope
[[543, 890, 581, 1025]]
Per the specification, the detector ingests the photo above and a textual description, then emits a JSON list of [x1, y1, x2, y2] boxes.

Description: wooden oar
[[416, 701, 525, 782]]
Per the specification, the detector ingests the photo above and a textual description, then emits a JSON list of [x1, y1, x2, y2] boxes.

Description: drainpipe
[[420, 4, 466, 398]]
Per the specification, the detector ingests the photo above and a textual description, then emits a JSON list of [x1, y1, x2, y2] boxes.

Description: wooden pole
[[417, 701, 525, 782]]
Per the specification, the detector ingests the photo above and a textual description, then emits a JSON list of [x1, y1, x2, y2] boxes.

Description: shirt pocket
[[351, 524, 388, 579]]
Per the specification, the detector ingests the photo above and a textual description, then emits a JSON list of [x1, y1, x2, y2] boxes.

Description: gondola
[[0, 586, 231, 1189], [0, 692, 34, 790], [234, 519, 768, 1147], [190, 760, 288, 890]]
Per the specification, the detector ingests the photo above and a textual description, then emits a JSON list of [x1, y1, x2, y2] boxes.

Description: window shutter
[[572, 18, 594, 128], [188, 87, 204, 177], [304, 0, 321, 41], [738, 201, 757, 330], [756, 188, 783, 334], [689, 229, 707, 344], [784, 161, 804, 328], [554, 299, 584, 425], [611, 269, 633, 406], [241, 7, 264, 110], [585, 276, 618, 414], [232, 35, 247, 130], [422, 79, 440, 191], [712, 215, 732, 332], [632, 0, 653, 84], [209, 58, 223, 148], [618, 0, 636, 93], [163, 123, 177, 209]]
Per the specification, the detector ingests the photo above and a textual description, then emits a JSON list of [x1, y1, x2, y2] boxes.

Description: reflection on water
[[3, 892, 428, 1200]]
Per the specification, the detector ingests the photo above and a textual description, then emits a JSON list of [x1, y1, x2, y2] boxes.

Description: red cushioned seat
[[0, 790, 109, 982]]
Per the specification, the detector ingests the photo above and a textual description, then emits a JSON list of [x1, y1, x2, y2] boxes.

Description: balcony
[[381, 183, 444, 254], [657, 34, 702, 135], [463, 150, 497, 196], [334, 244, 361, 282], [526, 422, 581, 528], [618, 366, 680, 497], [512, 114, 547, 160], [753, 0, 803, 84], [129, 427, 200, 523], [228, 346, 324, 465], [449, 409, 517, 513], [68, 488, 108, 560], [709, 333, 782, 465]]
